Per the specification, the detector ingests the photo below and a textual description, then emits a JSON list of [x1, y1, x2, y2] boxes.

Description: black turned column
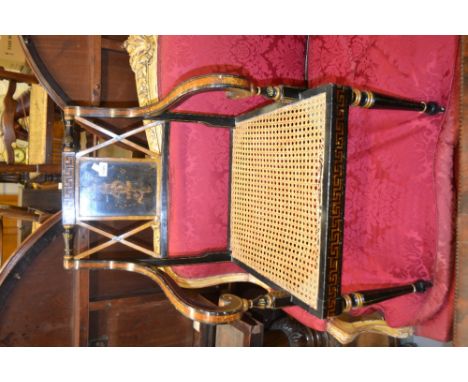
[[62, 118, 76, 269], [63, 225, 74, 264], [351, 88, 445, 115], [340, 280, 432, 313]]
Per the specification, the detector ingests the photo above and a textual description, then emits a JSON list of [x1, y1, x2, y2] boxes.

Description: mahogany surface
[[21, 36, 137, 108], [20, 36, 145, 145], [0, 213, 194, 346], [0, 213, 73, 345], [1, 37, 194, 345]]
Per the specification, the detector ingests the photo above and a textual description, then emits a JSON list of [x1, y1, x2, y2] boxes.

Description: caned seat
[[230, 86, 345, 317]]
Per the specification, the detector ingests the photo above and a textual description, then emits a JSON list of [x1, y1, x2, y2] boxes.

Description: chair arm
[[65, 258, 295, 325], [62, 74, 260, 120], [66, 259, 251, 324]]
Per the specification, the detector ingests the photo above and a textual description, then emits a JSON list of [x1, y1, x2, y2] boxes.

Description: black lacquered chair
[[61, 74, 442, 324]]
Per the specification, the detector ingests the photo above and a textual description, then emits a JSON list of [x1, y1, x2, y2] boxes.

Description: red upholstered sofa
[[155, 36, 459, 342]]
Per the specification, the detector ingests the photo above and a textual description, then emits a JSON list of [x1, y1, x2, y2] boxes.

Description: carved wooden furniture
[[1, 66, 62, 193], [61, 73, 444, 326], [17, 35, 199, 346], [1, 36, 193, 346], [0, 204, 50, 223], [17, 187, 61, 242], [0, 195, 17, 265], [0, 203, 50, 264], [1, 67, 37, 164]]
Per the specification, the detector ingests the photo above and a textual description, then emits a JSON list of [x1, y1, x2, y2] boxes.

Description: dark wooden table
[[0, 36, 196, 346]]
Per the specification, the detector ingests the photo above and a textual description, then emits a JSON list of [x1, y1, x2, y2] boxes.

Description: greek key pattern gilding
[[62, 152, 76, 225], [326, 87, 348, 316]]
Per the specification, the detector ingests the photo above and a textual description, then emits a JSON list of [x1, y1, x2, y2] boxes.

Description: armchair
[[60, 72, 443, 328]]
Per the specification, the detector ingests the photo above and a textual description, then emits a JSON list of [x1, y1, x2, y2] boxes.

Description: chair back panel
[[77, 157, 158, 220]]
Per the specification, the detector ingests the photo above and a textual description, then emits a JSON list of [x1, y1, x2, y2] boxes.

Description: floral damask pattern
[[158, 36, 459, 342], [159, 36, 307, 278], [284, 36, 459, 341]]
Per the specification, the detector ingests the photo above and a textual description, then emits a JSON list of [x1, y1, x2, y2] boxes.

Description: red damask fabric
[[159, 35, 459, 341], [159, 36, 307, 277], [293, 35, 459, 341]]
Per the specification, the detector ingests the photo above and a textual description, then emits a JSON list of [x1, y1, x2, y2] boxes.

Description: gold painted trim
[[63, 74, 255, 120], [265, 86, 282, 101], [272, 86, 282, 101], [75, 220, 158, 259], [124, 35, 159, 109], [75, 118, 160, 158], [363, 91, 375, 108], [152, 220, 161, 257], [70, 259, 249, 324], [342, 294, 353, 312], [326, 317, 414, 345], [124, 35, 162, 153], [351, 88, 362, 106], [353, 292, 365, 308], [420, 102, 427, 113], [160, 266, 272, 291]]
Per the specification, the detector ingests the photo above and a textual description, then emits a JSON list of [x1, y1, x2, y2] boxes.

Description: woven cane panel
[[231, 93, 327, 310]]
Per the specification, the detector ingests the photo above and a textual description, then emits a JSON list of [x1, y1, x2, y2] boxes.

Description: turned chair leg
[[259, 85, 445, 115], [340, 280, 432, 313], [351, 88, 445, 115], [63, 225, 75, 268]]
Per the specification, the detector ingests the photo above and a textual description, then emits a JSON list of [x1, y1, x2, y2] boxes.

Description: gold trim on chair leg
[[124, 35, 162, 154], [326, 317, 414, 345], [160, 266, 273, 291]]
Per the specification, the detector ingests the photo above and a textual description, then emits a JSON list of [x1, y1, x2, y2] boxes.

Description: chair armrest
[[67, 259, 250, 324], [62, 74, 259, 120], [66, 258, 294, 325]]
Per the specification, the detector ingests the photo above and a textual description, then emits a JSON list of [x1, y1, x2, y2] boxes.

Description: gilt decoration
[[124, 35, 161, 153]]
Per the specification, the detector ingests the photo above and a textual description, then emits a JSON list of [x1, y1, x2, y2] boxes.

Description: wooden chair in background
[[1, 66, 62, 172]]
